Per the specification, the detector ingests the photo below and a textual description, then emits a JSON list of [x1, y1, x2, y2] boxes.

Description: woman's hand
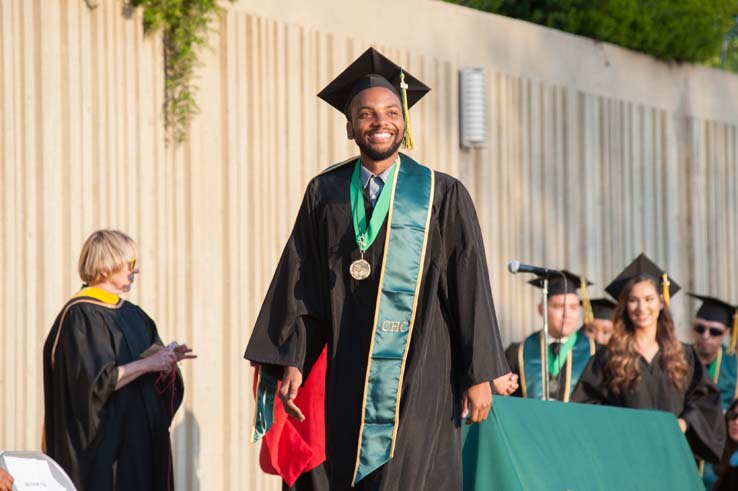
[[492, 372, 519, 396], [677, 418, 688, 433], [145, 348, 178, 373], [167, 342, 197, 362]]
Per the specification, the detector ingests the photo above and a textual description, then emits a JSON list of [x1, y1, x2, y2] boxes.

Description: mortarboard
[[605, 253, 681, 306], [317, 47, 430, 150], [589, 298, 617, 321]]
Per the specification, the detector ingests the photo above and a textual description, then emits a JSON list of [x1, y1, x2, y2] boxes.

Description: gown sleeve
[[439, 179, 509, 391], [680, 345, 726, 463], [51, 304, 119, 447], [244, 180, 329, 379], [570, 349, 610, 405]]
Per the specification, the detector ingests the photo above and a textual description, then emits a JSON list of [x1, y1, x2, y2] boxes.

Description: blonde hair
[[78, 230, 137, 285]]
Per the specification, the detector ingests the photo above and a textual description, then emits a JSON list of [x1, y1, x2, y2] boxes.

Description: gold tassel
[[400, 70, 415, 150], [581, 278, 594, 325], [661, 273, 671, 307], [728, 310, 738, 355]]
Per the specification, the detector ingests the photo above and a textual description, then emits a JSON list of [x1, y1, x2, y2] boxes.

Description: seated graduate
[[713, 398, 738, 490], [688, 293, 738, 410], [571, 253, 725, 464], [582, 298, 616, 346], [505, 270, 597, 402], [686, 294, 738, 489]]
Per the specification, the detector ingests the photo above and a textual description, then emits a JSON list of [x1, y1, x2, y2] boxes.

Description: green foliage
[[446, 0, 738, 66], [130, 0, 232, 144]]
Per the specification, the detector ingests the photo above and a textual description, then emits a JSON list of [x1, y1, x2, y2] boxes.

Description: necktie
[[550, 342, 561, 356]]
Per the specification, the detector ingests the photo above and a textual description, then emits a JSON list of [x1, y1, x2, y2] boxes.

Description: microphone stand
[[541, 277, 550, 401]]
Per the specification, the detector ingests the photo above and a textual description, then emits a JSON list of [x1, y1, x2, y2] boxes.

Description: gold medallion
[[350, 258, 371, 280]]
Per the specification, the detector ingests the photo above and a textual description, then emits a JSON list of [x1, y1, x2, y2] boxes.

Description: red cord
[[155, 367, 177, 491]]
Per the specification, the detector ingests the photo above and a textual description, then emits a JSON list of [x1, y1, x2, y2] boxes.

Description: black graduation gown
[[244, 161, 509, 491], [43, 298, 184, 491], [571, 343, 725, 463]]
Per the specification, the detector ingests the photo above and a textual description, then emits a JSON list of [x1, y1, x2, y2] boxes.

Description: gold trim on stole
[[563, 350, 573, 403], [518, 343, 527, 398]]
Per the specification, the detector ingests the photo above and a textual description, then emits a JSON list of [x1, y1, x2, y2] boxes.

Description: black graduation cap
[[528, 270, 592, 296], [605, 253, 681, 304], [688, 293, 736, 327], [589, 298, 617, 321], [317, 47, 430, 149]]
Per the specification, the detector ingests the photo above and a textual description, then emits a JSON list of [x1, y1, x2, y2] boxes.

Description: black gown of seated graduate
[[572, 343, 725, 463], [43, 297, 183, 491], [245, 161, 509, 491]]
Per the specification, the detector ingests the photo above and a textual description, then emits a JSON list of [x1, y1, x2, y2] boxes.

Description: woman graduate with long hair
[[572, 254, 725, 464]]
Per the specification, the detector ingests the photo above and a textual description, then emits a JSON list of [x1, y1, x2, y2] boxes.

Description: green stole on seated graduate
[[351, 154, 434, 485], [519, 330, 595, 402]]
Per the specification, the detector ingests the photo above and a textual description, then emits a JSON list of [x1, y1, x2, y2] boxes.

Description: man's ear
[[537, 303, 544, 318], [346, 119, 354, 140]]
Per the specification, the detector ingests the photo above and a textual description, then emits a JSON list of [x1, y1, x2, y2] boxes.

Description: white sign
[[3, 456, 66, 491]]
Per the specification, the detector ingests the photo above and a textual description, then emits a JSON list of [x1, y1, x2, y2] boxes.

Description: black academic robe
[[571, 343, 725, 463], [244, 160, 509, 491], [43, 298, 184, 491]]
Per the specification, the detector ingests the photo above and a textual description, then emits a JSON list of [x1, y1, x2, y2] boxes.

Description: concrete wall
[[1, 0, 736, 489]]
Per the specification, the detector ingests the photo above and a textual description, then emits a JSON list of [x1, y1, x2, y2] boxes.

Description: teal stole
[[711, 347, 738, 410], [352, 154, 434, 485], [518, 331, 595, 402]]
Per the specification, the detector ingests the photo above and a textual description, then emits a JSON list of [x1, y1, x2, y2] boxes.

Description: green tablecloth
[[462, 396, 703, 491]]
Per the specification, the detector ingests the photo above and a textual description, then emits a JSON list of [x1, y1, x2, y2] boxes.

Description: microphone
[[507, 260, 561, 276]]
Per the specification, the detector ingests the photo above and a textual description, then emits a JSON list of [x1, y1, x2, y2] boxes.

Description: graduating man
[[244, 47, 508, 490], [687, 293, 738, 489], [505, 270, 597, 402]]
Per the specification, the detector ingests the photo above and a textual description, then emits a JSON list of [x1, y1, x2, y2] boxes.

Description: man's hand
[[279, 366, 305, 422], [0, 467, 13, 491], [462, 381, 493, 425]]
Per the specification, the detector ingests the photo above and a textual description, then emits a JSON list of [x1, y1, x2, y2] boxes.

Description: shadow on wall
[[173, 408, 201, 491]]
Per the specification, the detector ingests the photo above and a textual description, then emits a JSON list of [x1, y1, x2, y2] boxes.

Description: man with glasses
[[688, 293, 738, 489], [689, 293, 738, 410]]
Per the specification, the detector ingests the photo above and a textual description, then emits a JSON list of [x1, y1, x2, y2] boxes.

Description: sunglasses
[[727, 411, 738, 422], [128, 258, 137, 271], [693, 324, 725, 337]]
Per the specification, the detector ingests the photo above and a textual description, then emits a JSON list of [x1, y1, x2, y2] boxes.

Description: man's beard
[[355, 135, 403, 161]]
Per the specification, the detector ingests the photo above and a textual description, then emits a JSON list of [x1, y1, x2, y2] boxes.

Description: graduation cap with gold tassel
[[605, 253, 681, 305], [317, 47, 429, 150], [688, 293, 738, 354]]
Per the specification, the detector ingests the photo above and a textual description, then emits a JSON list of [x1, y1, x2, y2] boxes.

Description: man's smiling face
[[346, 86, 405, 162]]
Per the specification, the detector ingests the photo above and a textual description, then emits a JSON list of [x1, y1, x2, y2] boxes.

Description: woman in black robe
[[43, 230, 195, 491], [572, 265, 725, 463]]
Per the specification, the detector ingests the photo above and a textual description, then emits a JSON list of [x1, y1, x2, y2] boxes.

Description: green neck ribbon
[[349, 158, 398, 252], [708, 356, 718, 381], [548, 332, 579, 377]]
